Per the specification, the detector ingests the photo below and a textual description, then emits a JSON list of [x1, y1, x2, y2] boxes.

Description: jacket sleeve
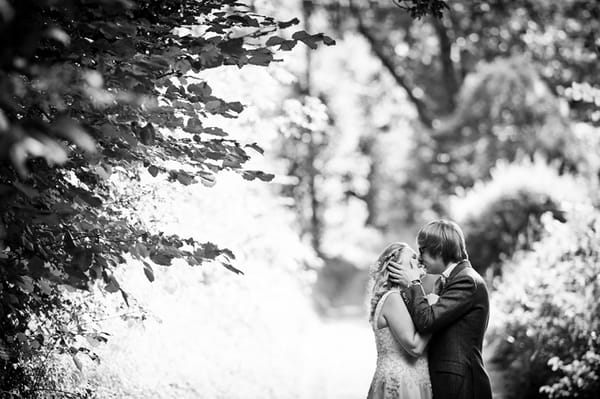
[[401, 274, 476, 334]]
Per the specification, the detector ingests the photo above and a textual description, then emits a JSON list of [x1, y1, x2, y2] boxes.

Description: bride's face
[[398, 247, 419, 270]]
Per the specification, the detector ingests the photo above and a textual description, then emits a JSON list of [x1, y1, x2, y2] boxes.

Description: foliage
[[488, 210, 600, 399], [323, 0, 600, 225], [351, 0, 600, 124], [39, 171, 323, 398], [0, 0, 333, 395], [404, 56, 599, 223], [429, 56, 585, 189], [391, 0, 449, 19], [275, 96, 331, 254], [449, 157, 593, 275]]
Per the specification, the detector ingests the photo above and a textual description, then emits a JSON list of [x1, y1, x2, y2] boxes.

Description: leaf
[[147, 165, 159, 177], [73, 249, 93, 271], [120, 289, 130, 306], [322, 35, 336, 46], [244, 143, 264, 155], [104, 275, 120, 293], [142, 261, 154, 282], [76, 193, 103, 207], [228, 101, 244, 113], [204, 100, 223, 113], [222, 155, 243, 169], [279, 40, 298, 51], [228, 14, 259, 27], [198, 172, 216, 187], [242, 170, 275, 182], [218, 38, 244, 57], [199, 242, 221, 260], [39, 279, 52, 295], [221, 261, 244, 275], [176, 171, 194, 185], [247, 52, 274, 66], [278, 17, 300, 28], [292, 31, 318, 49], [150, 253, 172, 266], [17, 276, 35, 294], [185, 117, 203, 133], [28, 256, 47, 277], [64, 231, 76, 252], [15, 333, 27, 343], [72, 354, 83, 371], [199, 44, 222, 68], [138, 123, 156, 145], [99, 123, 118, 138], [202, 127, 227, 136], [266, 36, 286, 46], [187, 82, 212, 97], [136, 242, 149, 258]]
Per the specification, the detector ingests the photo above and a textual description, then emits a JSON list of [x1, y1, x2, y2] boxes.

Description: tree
[[488, 210, 600, 398], [0, 0, 333, 395], [315, 0, 600, 224]]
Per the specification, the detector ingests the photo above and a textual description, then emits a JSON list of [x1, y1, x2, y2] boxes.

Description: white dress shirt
[[442, 261, 460, 278]]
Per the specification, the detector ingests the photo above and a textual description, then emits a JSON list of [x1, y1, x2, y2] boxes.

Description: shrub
[[450, 157, 593, 275], [488, 210, 600, 399]]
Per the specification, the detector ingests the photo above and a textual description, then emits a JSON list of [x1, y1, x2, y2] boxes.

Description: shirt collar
[[442, 261, 459, 278]]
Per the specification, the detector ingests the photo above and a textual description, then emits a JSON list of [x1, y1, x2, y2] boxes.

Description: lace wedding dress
[[367, 291, 433, 399]]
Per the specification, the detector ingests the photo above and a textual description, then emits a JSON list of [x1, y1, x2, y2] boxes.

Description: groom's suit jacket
[[401, 260, 492, 399]]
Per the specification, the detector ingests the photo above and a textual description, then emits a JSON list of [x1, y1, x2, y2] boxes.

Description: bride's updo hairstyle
[[367, 242, 409, 323]]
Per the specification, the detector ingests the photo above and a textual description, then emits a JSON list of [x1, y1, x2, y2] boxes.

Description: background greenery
[[0, 0, 598, 398]]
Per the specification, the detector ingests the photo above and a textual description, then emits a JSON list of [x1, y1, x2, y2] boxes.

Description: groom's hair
[[417, 219, 468, 265]]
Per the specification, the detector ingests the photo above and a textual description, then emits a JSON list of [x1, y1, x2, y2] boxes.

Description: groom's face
[[419, 248, 445, 274]]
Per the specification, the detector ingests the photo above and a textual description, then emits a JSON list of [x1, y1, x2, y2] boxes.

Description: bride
[[367, 242, 438, 399]]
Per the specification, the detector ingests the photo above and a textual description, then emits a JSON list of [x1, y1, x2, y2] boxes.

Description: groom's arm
[[401, 275, 475, 334]]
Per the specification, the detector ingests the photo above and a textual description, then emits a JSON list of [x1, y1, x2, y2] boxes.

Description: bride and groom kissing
[[367, 219, 493, 399]]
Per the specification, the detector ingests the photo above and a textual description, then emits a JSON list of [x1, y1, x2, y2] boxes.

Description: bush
[[488, 210, 600, 399], [450, 157, 593, 275]]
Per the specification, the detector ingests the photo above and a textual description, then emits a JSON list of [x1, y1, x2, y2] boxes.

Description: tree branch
[[432, 16, 459, 113], [349, 2, 433, 128]]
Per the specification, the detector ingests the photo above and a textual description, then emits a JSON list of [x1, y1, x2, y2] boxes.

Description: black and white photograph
[[0, 0, 599, 398]]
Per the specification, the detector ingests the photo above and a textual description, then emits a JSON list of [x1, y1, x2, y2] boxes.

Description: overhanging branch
[[350, 1, 433, 128]]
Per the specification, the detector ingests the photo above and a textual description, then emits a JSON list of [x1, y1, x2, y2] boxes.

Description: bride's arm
[[382, 292, 431, 357]]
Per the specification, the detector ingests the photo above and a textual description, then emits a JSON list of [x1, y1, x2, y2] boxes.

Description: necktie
[[435, 275, 446, 294]]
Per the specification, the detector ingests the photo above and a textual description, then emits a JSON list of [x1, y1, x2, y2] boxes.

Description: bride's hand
[[425, 293, 439, 305]]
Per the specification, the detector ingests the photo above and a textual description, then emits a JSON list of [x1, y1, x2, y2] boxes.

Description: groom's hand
[[387, 261, 422, 288]]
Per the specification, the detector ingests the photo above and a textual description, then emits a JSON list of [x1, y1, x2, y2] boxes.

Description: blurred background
[[3, 0, 600, 398]]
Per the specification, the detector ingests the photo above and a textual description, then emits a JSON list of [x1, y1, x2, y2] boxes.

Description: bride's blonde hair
[[367, 242, 410, 323]]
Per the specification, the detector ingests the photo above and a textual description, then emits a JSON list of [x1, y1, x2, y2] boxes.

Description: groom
[[388, 219, 492, 399]]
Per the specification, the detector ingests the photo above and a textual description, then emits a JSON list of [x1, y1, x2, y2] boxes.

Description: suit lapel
[[438, 260, 471, 295]]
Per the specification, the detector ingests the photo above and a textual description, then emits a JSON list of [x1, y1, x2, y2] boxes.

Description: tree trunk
[[432, 16, 459, 113], [303, 0, 323, 255]]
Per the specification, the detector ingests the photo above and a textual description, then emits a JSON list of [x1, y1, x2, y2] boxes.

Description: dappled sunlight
[[2, 1, 599, 398], [73, 171, 376, 398]]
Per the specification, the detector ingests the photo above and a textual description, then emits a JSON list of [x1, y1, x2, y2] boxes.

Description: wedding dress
[[367, 291, 433, 399]]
